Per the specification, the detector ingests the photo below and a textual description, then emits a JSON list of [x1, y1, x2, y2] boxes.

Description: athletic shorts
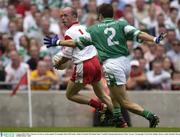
[[71, 56, 102, 85], [102, 56, 131, 86]]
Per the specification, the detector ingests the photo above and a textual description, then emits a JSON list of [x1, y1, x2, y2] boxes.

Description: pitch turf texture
[[0, 127, 180, 132]]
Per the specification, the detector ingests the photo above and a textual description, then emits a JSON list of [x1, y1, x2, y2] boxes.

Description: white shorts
[[103, 56, 131, 86]]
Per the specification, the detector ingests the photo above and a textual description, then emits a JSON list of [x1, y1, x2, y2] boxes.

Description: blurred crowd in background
[[0, 0, 179, 91]]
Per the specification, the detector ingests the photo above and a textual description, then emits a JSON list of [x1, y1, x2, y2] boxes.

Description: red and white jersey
[[60, 23, 97, 64]]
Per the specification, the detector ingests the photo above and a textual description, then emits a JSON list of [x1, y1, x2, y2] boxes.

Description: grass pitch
[[0, 127, 180, 132]]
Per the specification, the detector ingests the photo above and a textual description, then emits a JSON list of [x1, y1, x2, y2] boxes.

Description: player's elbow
[[137, 31, 144, 39]]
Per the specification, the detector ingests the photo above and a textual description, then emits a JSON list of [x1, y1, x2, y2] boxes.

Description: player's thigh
[[103, 56, 130, 86], [91, 80, 106, 98], [66, 80, 85, 97], [109, 84, 130, 106]]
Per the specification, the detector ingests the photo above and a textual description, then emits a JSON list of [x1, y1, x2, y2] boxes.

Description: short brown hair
[[97, 3, 113, 18]]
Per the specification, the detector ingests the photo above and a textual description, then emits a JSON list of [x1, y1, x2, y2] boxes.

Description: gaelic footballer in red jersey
[[50, 7, 113, 117]]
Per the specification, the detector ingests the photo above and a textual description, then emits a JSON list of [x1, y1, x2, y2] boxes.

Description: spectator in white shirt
[[5, 50, 29, 88], [165, 7, 179, 30], [164, 29, 176, 52], [155, 13, 165, 36], [142, 4, 157, 35], [23, 4, 39, 38], [133, 0, 148, 26], [167, 40, 180, 72], [0, 15, 9, 33], [8, 20, 24, 50], [146, 60, 171, 90], [144, 42, 156, 63], [165, 7, 179, 40]]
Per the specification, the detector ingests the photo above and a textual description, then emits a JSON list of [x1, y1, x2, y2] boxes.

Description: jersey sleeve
[[119, 19, 142, 42], [74, 29, 94, 50]]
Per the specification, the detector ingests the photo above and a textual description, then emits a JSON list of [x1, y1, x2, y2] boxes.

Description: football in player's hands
[[52, 54, 69, 70]]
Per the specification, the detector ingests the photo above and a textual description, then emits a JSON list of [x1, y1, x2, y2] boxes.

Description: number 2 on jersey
[[104, 27, 119, 46]]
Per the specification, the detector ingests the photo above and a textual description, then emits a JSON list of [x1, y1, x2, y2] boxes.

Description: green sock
[[142, 110, 154, 120], [112, 107, 121, 118]]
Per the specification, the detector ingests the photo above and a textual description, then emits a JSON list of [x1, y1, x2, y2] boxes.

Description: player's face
[[60, 8, 75, 27]]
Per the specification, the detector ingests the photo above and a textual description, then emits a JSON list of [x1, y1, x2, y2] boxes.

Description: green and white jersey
[[75, 18, 141, 63]]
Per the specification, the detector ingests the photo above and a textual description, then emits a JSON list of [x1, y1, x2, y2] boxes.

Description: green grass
[[0, 127, 180, 132]]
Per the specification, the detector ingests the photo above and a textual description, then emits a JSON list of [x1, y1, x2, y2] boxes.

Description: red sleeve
[[64, 35, 72, 40]]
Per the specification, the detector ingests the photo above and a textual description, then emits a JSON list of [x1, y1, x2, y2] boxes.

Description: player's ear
[[98, 14, 103, 21], [73, 14, 77, 18]]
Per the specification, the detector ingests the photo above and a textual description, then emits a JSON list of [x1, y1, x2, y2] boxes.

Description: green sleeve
[[74, 30, 94, 50], [119, 19, 142, 42], [75, 37, 93, 49]]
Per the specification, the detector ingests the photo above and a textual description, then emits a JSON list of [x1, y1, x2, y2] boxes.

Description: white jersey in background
[[60, 23, 97, 64]]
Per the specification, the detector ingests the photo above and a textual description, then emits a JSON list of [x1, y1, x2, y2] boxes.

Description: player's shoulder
[[66, 24, 86, 35], [69, 24, 86, 31], [117, 18, 129, 25], [65, 26, 75, 35], [87, 24, 98, 32]]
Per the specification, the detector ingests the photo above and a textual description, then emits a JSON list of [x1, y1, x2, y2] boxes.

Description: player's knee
[[120, 100, 131, 109], [66, 92, 75, 101], [98, 96, 104, 101], [98, 95, 106, 101], [66, 92, 71, 100]]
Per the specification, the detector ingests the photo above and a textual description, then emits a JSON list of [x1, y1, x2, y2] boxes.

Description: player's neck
[[101, 18, 113, 23], [68, 21, 79, 28]]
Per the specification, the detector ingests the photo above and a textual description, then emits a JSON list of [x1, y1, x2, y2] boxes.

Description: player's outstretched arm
[[138, 32, 167, 44], [44, 35, 93, 49], [44, 35, 76, 48]]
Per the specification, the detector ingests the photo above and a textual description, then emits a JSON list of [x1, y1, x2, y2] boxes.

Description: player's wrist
[[56, 40, 61, 46], [153, 37, 158, 44], [153, 37, 156, 43]]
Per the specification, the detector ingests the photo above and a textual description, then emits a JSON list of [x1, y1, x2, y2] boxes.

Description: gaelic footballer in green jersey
[[75, 18, 140, 63]]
